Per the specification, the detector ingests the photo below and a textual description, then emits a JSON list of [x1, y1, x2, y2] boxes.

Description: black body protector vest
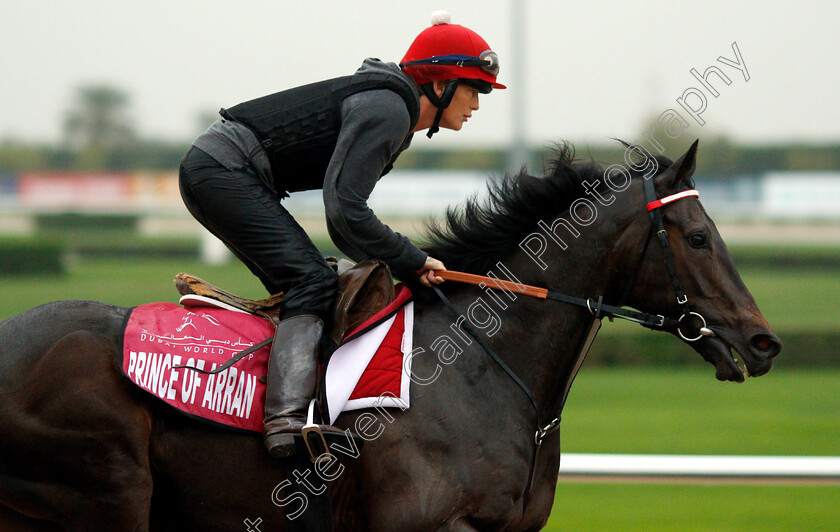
[[220, 72, 420, 193]]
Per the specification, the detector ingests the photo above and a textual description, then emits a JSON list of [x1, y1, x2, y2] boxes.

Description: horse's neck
[[508, 249, 611, 417], [505, 193, 642, 415], [440, 236, 614, 423]]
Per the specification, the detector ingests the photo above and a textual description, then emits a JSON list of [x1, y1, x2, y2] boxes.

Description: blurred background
[[1, 1, 838, 529]]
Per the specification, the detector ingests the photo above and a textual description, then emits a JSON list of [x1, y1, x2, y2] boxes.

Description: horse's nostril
[[750, 333, 782, 358], [753, 336, 771, 350]]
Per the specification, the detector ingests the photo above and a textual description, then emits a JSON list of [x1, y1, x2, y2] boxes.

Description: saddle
[[174, 258, 396, 345]]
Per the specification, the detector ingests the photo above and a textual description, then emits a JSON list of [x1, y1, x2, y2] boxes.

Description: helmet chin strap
[[421, 80, 459, 138]]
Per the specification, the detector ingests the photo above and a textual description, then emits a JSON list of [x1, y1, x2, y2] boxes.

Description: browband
[[646, 189, 699, 211]]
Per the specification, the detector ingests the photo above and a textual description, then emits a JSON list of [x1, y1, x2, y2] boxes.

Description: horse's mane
[[422, 141, 672, 274]]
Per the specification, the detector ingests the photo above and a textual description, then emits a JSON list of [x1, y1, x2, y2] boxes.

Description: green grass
[[560, 367, 839, 456], [588, 265, 840, 367], [737, 269, 840, 333], [549, 366, 840, 530], [0, 257, 261, 319], [598, 267, 840, 336], [545, 482, 840, 531], [729, 243, 840, 270]]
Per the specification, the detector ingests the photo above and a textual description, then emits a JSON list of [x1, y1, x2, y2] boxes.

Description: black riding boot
[[263, 314, 343, 458]]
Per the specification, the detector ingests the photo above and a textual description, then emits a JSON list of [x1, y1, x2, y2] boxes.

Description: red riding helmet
[[400, 11, 506, 91], [400, 12, 505, 137]]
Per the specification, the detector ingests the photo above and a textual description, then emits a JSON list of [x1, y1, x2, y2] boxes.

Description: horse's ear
[[662, 139, 699, 187]]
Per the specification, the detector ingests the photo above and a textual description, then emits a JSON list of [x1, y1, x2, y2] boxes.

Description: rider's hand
[[415, 256, 446, 287]]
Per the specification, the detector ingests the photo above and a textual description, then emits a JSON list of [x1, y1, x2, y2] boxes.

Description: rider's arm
[[323, 89, 428, 275]]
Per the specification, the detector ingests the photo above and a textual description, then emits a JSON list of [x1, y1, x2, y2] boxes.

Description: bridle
[[431, 177, 713, 501], [633, 177, 714, 342]]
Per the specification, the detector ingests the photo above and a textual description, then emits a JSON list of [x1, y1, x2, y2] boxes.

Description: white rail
[[558, 454, 840, 478]]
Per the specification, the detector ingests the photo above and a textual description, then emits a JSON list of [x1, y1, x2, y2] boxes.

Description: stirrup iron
[[302, 399, 332, 464]]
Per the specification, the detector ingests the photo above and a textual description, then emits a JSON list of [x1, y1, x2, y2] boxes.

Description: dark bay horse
[[0, 141, 781, 531]]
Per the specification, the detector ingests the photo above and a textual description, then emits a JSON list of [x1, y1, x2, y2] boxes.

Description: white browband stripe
[[646, 189, 700, 211]]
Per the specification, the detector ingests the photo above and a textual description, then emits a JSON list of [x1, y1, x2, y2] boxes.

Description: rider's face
[[437, 83, 480, 132]]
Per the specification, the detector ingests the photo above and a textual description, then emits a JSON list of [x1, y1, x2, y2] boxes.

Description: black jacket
[[192, 59, 428, 274]]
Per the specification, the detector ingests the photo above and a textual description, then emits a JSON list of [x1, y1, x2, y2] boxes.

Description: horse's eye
[[688, 233, 707, 248]]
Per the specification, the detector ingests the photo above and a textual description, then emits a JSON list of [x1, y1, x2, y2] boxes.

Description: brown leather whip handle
[[435, 270, 549, 299]]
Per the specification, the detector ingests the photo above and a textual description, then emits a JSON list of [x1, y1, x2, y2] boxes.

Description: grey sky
[[1, 0, 838, 149]]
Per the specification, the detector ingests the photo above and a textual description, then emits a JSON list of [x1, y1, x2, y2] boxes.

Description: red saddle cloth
[[121, 302, 273, 432], [121, 285, 412, 433]]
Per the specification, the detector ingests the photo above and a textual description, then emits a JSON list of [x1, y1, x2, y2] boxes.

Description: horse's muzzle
[[693, 326, 782, 382], [738, 329, 783, 377], [748, 332, 782, 360]]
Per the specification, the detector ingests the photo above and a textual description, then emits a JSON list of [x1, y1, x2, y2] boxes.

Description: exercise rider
[[178, 11, 505, 458]]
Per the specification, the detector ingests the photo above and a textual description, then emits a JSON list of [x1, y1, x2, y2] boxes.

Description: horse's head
[[615, 140, 782, 382], [422, 140, 781, 382]]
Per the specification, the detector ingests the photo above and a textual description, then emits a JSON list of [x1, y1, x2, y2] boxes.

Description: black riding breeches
[[179, 147, 338, 319]]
